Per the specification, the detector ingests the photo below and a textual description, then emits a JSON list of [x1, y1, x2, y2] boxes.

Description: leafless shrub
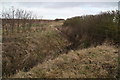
[[2, 6, 35, 35]]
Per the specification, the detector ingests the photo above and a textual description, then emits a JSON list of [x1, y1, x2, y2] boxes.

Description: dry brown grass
[[2, 20, 119, 78], [13, 45, 118, 78], [2, 21, 68, 77]]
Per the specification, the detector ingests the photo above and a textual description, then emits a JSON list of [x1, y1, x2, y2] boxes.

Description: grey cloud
[[118, 1, 120, 10], [15, 2, 118, 9], [44, 2, 118, 9], [1, 2, 118, 19]]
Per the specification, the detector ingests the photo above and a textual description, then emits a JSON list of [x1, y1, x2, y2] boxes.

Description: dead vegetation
[[2, 8, 119, 78], [13, 45, 118, 78], [2, 21, 68, 77], [2, 18, 119, 78]]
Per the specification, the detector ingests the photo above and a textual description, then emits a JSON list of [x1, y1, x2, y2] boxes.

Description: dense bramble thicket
[[61, 10, 120, 48]]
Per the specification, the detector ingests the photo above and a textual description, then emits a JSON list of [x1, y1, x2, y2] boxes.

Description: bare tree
[[2, 6, 36, 35]]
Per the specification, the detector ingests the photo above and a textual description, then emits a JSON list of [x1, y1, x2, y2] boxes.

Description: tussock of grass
[[2, 21, 68, 77], [13, 45, 118, 78]]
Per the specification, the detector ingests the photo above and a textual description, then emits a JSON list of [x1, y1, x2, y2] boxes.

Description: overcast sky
[[1, 2, 119, 19]]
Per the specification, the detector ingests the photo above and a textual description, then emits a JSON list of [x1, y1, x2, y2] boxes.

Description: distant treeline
[[55, 19, 65, 21], [59, 10, 120, 48]]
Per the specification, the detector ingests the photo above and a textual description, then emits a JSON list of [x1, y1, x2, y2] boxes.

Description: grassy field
[[2, 21, 68, 77], [2, 20, 119, 78], [13, 45, 118, 78]]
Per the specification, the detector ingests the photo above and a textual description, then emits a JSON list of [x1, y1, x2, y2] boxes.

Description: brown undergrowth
[[13, 45, 118, 78]]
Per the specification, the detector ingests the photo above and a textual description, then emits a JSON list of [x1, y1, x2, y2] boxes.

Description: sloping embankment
[[13, 45, 118, 78]]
